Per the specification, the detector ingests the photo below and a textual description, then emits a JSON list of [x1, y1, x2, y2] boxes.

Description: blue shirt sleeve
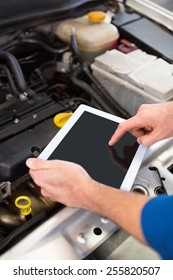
[[141, 195, 173, 260]]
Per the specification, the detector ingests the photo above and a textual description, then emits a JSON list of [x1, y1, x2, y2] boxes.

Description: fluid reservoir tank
[[56, 11, 119, 62]]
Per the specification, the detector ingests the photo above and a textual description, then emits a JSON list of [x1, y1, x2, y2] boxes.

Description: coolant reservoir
[[56, 11, 119, 62]]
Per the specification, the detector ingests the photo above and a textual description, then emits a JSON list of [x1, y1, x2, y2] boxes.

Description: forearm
[[84, 179, 150, 243], [26, 158, 151, 244]]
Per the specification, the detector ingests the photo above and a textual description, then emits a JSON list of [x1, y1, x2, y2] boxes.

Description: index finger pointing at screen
[[108, 116, 142, 146]]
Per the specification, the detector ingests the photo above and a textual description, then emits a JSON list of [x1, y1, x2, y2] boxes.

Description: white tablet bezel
[[39, 104, 147, 192]]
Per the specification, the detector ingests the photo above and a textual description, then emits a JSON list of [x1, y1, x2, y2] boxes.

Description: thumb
[[137, 132, 158, 147], [26, 158, 49, 170]]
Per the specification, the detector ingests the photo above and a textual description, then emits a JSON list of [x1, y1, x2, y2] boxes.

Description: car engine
[[0, 14, 131, 254], [0, 0, 173, 259]]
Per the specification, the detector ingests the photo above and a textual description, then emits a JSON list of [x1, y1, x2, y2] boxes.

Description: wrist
[[81, 179, 117, 216]]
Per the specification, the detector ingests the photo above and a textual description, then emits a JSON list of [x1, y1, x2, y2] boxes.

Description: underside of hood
[[0, 0, 108, 33]]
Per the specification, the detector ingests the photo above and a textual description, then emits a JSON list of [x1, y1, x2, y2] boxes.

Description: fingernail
[[26, 158, 34, 168], [108, 138, 113, 145]]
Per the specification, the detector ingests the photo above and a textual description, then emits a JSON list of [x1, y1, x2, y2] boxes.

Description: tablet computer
[[39, 105, 147, 191]]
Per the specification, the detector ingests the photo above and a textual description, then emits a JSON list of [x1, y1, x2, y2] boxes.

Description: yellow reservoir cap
[[54, 112, 73, 128], [15, 196, 32, 216], [88, 11, 106, 22]]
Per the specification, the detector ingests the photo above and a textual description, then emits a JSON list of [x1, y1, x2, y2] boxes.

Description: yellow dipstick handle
[[54, 112, 73, 128], [15, 196, 32, 216]]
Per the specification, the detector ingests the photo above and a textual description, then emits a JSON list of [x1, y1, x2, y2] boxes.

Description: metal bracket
[[0, 181, 11, 202]]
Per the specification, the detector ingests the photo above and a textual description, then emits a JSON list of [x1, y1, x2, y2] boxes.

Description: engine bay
[[0, 0, 173, 259], [0, 13, 129, 255]]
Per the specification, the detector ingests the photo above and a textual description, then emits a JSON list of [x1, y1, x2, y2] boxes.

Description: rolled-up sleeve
[[141, 195, 173, 260]]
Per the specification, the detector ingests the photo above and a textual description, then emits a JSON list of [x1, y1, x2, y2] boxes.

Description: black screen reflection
[[49, 112, 139, 189], [108, 142, 139, 172]]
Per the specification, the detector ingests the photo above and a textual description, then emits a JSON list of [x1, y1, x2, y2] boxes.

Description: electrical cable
[[71, 66, 116, 114], [0, 30, 22, 49], [0, 51, 34, 97], [1, 38, 70, 54], [0, 64, 21, 96], [70, 29, 131, 119]]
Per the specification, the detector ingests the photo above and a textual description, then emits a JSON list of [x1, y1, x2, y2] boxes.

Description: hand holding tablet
[[36, 104, 147, 192], [26, 105, 149, 243]]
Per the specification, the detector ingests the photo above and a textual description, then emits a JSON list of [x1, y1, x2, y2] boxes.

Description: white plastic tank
[[56, 11, 119, 62]]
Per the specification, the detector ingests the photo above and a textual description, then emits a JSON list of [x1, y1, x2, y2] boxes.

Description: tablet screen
[[48, 111, 139, 189]]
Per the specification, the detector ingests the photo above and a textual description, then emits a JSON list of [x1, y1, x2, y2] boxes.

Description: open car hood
[[0, 0, 108, 33]]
